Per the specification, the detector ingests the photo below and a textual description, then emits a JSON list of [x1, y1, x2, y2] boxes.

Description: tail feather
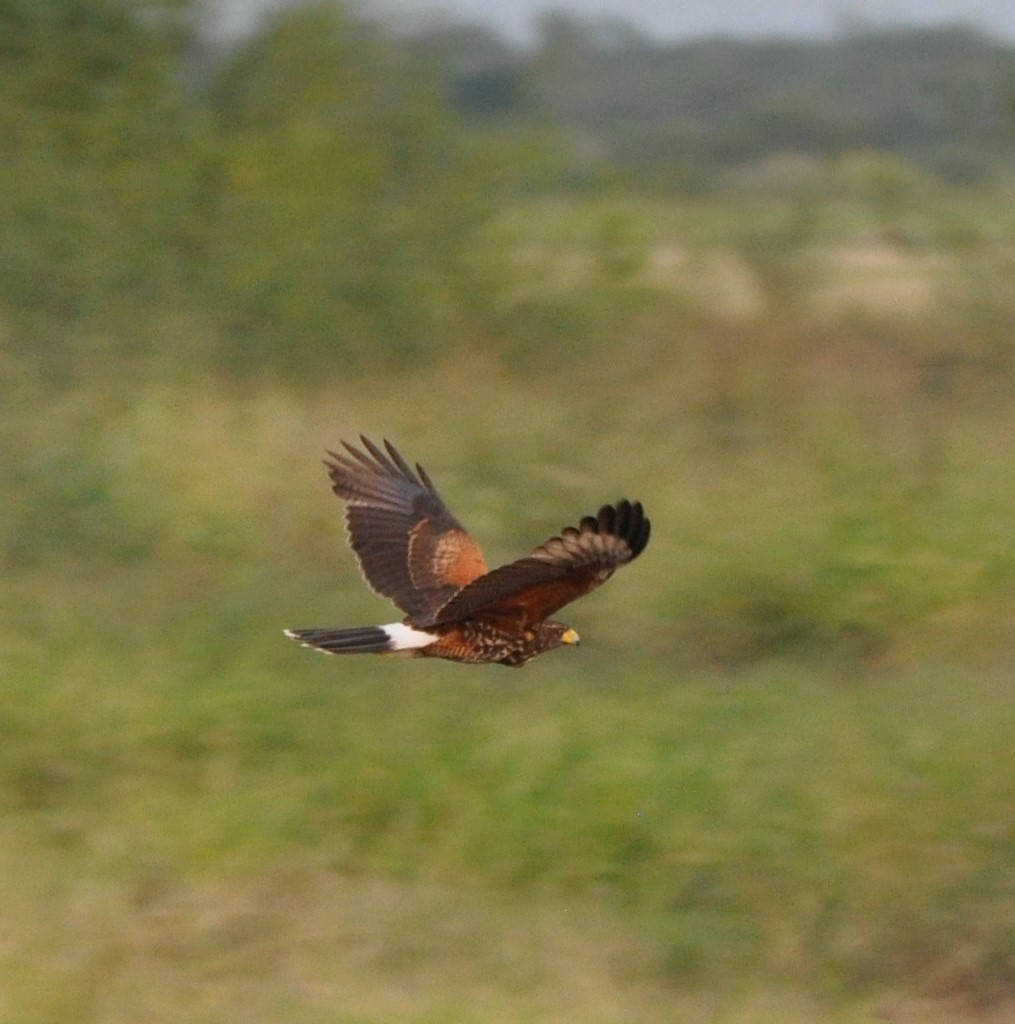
[[284, 622, 436, 656]]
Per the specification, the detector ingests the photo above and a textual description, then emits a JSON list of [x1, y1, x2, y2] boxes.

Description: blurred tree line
[[420, 10, 1015, 191], [1, 0, 1013, 380], [0, 0, 555, 378], [419, 10, 1015, 190]]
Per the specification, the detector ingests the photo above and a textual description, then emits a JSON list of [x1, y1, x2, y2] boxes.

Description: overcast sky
[[390, 0, 1015, 42], [215, 0, 1015, 41]]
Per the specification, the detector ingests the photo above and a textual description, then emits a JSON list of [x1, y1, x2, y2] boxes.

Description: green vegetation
[[1, 2, 1014, 1021], [418, 13, 1015, 190]]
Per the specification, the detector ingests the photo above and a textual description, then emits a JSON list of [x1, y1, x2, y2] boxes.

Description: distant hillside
[[409, 16, 1015, 189]]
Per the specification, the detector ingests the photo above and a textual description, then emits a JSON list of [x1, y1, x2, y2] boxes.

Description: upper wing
[[325, 436, 488, 619], [426, 501, 650, 628]]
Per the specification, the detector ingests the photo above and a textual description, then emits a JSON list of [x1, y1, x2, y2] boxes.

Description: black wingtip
[[332, 436, 420, 486], [359, 436, 395, 473], [322, 437, 422, 488], [598, 499, 650, 559], [326, 439, 377, 474]]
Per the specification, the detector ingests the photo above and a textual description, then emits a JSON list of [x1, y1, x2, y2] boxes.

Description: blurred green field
[[3, 232, 1014, 1020], [3, 5, 1014, 1019]]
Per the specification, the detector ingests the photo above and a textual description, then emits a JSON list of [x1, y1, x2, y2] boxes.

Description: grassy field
[[2, 192, 1014, 1022]]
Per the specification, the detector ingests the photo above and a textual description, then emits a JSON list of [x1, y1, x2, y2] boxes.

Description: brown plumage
[[284, 436, 650, 667]]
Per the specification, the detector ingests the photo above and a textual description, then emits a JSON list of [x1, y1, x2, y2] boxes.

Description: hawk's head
[[540, 620, 580, 649]]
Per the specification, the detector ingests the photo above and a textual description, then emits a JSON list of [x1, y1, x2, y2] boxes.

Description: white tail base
[[382, 623, 437, 650]]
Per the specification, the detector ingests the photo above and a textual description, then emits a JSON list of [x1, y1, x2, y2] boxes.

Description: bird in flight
[[285, 436, 650, 667]]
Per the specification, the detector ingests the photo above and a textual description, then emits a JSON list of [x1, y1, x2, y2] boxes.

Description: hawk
[[284, 436, 650, 667]]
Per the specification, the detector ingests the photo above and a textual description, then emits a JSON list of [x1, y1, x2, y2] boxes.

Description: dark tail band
[[284, 626, 393, 655]]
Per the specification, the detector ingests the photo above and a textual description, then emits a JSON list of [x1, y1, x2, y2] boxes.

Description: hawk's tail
[[283, 622, 436, 656]]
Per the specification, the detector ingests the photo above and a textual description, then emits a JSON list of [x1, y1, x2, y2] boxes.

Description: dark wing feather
[[326, 436, 488, 618], [426, 500, 650, 628]]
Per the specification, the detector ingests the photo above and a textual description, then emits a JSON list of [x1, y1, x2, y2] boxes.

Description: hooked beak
[[561, 627, 580, 646]]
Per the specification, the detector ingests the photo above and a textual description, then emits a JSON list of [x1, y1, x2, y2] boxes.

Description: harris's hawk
[[285, 436, 650, 667]]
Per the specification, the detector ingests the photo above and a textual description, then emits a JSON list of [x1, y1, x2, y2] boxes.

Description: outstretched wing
[[326, 436, 488, 619], [426, 501, 650, 629]]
